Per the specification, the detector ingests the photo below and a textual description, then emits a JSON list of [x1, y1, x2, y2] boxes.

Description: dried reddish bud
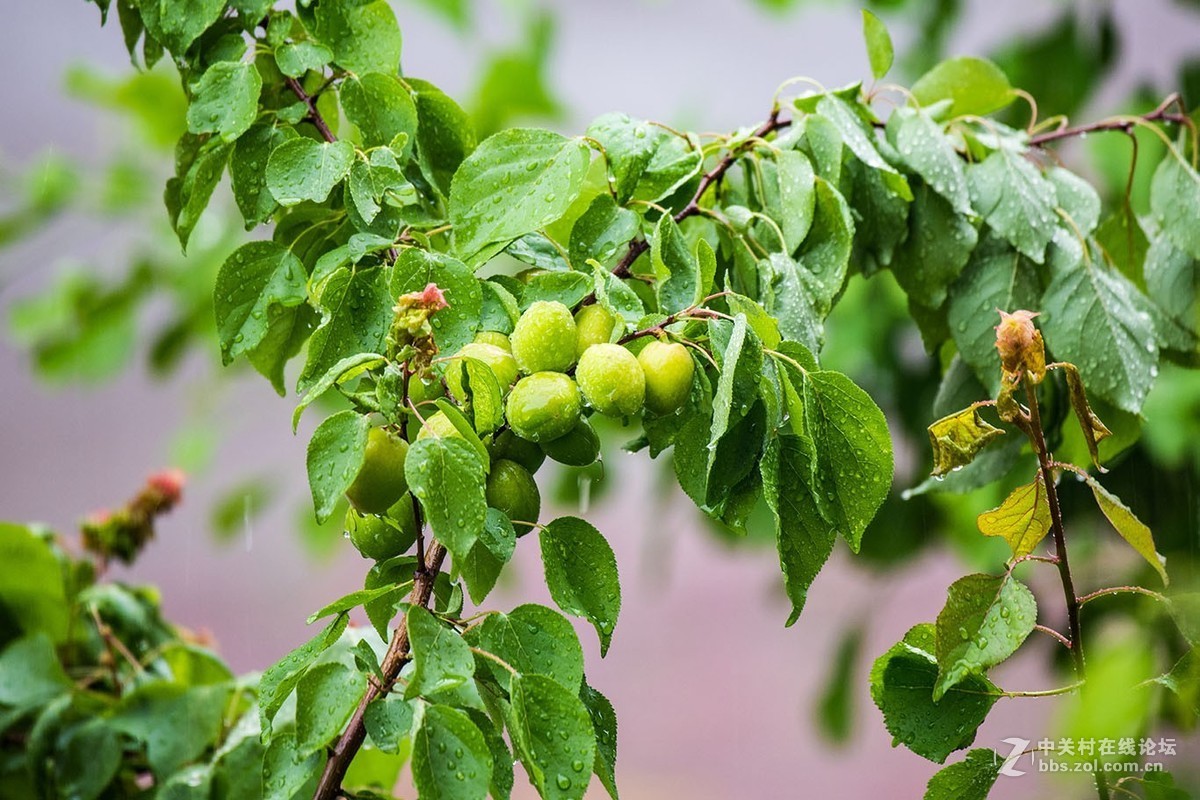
[[995, 309, 1046, 383], [146, 468, 186, 507]]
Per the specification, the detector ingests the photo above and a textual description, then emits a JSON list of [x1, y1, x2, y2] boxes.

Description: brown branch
[[609, 109, 790, 279], [1029, 93, 1188, 147], [311, 540, 448, 800], [285, 76, 336, 144], [1022, 379, 1110, 800]]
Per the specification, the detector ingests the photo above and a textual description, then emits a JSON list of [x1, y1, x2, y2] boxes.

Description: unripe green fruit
[[474, 331, 512, 352], [486, 459, 541, 537], [505, 372, 582, 442], [638, 340, 695, 415], [416, 410, 463, 440], [345, 428, 409, 514], [346, 497, 418, 561], [490, 429, 546, 473], [577, 343, 646, 417], [408, 375, 444, 404], [445, 342, 519, 401], [510, 300, 577, 374], [540, 418, 600, 466], [574, 304, 617, 358]]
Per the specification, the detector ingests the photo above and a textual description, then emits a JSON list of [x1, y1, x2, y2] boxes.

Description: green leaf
[[508, 674, 596, 800], [585, 113, 702, 204], [650, 215, 700, 315], [296, 661, 368, 756], [923, 749, 1003, 800], [815, 95, 911, 201], [137, 0, 226, 54], [230, 124, 295, 228], [214, 241, 307, 366], [1086, 477, 1168, 585], [947, 236, 1041, 391], [762, 434, 835, 625], [111, 683, 230, 777], [259, 615, 349, 734], [869, 624, 999, 764], [776, 149, 816, 252], [410, 77, 476, 198], [569, 194, 639, 270], [796, 369, 893, 552], [306, 584, 409, 626], [450, 128, 590, 264], [186, 61, 262, 143], [1057, 361, 1113, 469], [967, 150, 1057, 263], [861, 9, 894, 80], [262, 732, 324, 800], [364, 694, 414, 753], [0, 634, 71, 708], [1150, 154, 1200, 261], [796, 177, 855, 303], [292, 353, 386, 432], [1049, 167, 1102, 235], [579, 681, 618, 800], [341, 73, 418, 153], [405, 436, 488, 561], [405, 606, 475, 699], [707, 315, 763, 494], [266, 138, 355, 206], [539, 517, 621, 655], [976, 476, 1052, 559], [0, 524, 68, 642], [814, 623, 863, 745], [933, 573, 1037, 700], [311, 0, 402, 76], [886, 108, 971, 215], [165, 133, 230, 250], [55, 719, 123, 800], [411, 704, 491, 800], [306, 410, 370, 523], [473, 604, 583, 693], [890, 183, 978, 308], [911, 57, 1015, 118], [300, 266, 392, 392], [927, 405, 1005, 477], [1040, 260, 1159, 413], [459, 508, 517, 605], [274, 40, 333, 78]]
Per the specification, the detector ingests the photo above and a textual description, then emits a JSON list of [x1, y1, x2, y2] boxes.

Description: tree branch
[[311, 540, 448, 800], [285, 76, 337, 144], [1029, 93, 1189, 147], [609, 109, 789, 279]]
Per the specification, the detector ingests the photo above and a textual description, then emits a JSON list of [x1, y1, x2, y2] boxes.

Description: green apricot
[[345, 427, 409, 514], [540, 418, 600, 466], [445, 342, 519, 401], [576, 343, 646, 417], [416, 410, 463, 440], [474, 331, 512, 352], [510, 300, 577, 374], [638, 340, 695, 415], [490, 429, 546, 473], [346, 497, 418, 561], [574, 303, 617, 357], [486, 459, 541, 537], [505, 372, 582, 442]]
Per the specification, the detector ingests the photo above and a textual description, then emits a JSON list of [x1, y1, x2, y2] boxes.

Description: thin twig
[[1077, 585, 1168, 607], [1033, 624, 1072, 649], [284, 76, 336, 144], [609, 109, 790, 279], [1029, 93, 1188, 147]]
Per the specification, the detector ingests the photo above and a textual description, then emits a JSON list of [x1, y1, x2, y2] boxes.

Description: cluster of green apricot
[[342, 299, 696, 562]]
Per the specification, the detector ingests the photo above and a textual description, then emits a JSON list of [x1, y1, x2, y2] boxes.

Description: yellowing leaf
[[1056, 362, 1112, 471], [928, 405, 1005, 477], [977, 475, 1052, 560], [1088, 479, 1168, 585]]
